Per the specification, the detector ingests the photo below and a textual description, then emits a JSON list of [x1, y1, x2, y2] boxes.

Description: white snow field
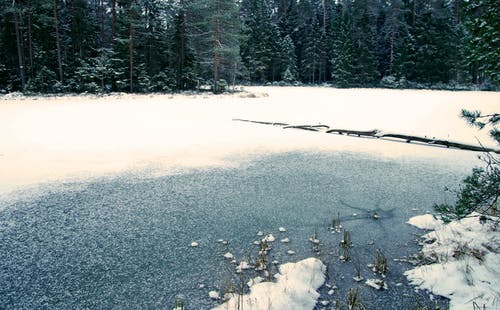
[[0, 86, 498, 196], [213, 257, 326, 310], [406, 213, 499, 310]]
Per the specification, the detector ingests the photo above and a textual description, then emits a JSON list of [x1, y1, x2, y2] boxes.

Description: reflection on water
[[0, 151, 469, 309]]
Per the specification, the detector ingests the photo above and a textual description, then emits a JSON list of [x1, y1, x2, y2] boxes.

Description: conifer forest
[[0, 0, 498, 94]]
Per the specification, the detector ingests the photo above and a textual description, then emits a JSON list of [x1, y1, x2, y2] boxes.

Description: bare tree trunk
[[389, 11, 395, 74], [27, 0, 33, 75], [100, 0, 105, 47], [412, 0, 416, 27], [129, 0, 134, 92], [454, 0, 460, 24], [13, 0, 25, 89], [213, 1, 221, 92], [53, 0, 63, 82], [111, 0, 116, 40], [322, 0, 327, 32]]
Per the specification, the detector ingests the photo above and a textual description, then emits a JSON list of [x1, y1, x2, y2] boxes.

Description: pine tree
[[300, 16, 321, 83], [463, 0, 499, 86], [280, 34, 298, 82], [330, 5, 353, 87], [186, 0, 240, 92], [350, 0, 378, 85], [413, 0, 459, 84]]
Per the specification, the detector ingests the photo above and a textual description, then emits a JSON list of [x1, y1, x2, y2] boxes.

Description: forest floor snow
[[406, 213, 499, 310]]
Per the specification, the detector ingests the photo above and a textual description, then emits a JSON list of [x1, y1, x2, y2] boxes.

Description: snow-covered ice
[[407, 214, 444, 230], [213, 257, 326, 310], [262, 234, 275, 242], [1, 86, 498, 196], [223, 252, 234, 260], [406, 213, 499, 310]]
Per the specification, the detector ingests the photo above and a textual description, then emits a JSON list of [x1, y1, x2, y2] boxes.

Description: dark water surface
[[0, 152, 469, 309]]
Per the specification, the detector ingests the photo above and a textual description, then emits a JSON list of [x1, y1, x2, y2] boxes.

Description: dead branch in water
[[232, 119, 500, 154]]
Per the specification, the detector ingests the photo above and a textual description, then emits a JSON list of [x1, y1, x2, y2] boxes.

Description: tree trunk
[[53, 0, 63, 82], [13, 0, 25, 89], [389, 11, 395, 74], [111, 0, 116, 40], [412, 0, 416, 27], [322, 0, 327, 32], [100, 0, 105, 47], [213, 2, 221, 92], [129, 0, 134, 92], [27, 0, 33, 75]]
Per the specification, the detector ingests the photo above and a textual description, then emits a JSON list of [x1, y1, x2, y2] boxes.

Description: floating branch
[[232, 119, 500, 154]]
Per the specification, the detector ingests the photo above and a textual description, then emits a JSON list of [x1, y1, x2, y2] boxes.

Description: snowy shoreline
[[406, 213, 499, 310]]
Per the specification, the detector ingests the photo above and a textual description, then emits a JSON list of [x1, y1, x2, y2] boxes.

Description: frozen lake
[[0, 87, 498, 308]]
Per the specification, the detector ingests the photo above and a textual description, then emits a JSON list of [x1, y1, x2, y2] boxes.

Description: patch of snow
[[328, 289, 335, 296], [190, 242, 199, 247], [365, 278, 388, 290], [287, 250, 296, 255], [1, 87, 497, 198], [407, 214, 444, 230], [353, 275, 364, 282], [257, 231, 264, 236], [213, 258, 326, 310], [309, 238, 320, 244], [208, 291, 220, 300], [236, 261, 251, 273], [247, 276, 264, 288], [279, 227, 286, 232], [280, 237, 290, 243], [405, 213, 499, 310], [223, 252, 234, 260], [253, 240, 260, 245], [262, 234, 275, 242]]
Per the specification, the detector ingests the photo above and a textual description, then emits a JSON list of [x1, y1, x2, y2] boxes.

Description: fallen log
[[232, 119, 500, 154]]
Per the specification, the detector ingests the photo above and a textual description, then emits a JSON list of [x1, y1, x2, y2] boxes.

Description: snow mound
[[213, 257, 326, 310], [407, 214, 443, 230], [405, 213, 499, 310]]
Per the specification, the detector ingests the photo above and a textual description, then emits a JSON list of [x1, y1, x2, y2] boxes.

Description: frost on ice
[[406, 213, 499, 310], [213, 257, 326, 310]]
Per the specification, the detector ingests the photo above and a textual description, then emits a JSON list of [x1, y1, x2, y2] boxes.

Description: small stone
[[190, 242, 199, 247], [223, 252, 234, 259], [287, 250, 295, 255], [328, 289, 335, 296]]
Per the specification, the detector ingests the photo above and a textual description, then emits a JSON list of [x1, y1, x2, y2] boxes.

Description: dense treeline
[[0, 0, 497, 93]]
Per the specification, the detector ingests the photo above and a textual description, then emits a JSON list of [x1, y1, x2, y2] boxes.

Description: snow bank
[[407, 214, 443, 230], [405, 213, 499, 310], [213, 257, 326, 310]]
